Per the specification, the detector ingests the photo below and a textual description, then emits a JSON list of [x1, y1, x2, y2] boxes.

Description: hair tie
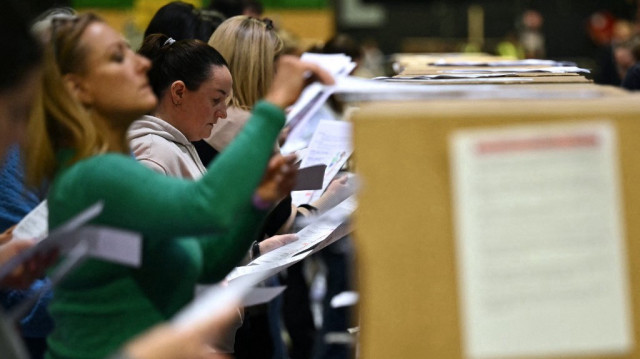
[[163, 37, 176, 47]]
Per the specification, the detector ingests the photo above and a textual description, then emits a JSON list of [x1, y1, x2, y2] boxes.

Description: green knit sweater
[[44, 101, 284, 359]]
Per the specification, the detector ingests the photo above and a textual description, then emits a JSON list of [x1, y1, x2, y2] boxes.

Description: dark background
[[338, 0, 637, 61]]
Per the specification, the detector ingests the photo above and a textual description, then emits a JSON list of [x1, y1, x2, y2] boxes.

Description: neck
[[90, 111, 130, 154], [153, 97, 188, 138]]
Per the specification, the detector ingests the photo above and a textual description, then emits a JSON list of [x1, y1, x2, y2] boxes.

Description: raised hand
[[264, 55, 335, 110], [254, 153, 298, 207]]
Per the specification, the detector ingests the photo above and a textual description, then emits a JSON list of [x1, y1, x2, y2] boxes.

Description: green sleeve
[[196, 203, 265, 283], [48, 101, 284, 240]]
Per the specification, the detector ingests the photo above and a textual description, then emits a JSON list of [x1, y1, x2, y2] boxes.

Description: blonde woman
[[25, 11, 332, 359]]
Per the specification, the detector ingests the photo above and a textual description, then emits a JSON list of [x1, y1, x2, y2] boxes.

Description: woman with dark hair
[[129, 33, 299, 354], [144, 1, 222, 42], [129, 35, 232, 178], [24, 9, 333, 359]]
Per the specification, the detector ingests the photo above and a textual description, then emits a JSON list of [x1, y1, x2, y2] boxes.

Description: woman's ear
[[63, 73, 93, 106], [170, 80, 186, 106]]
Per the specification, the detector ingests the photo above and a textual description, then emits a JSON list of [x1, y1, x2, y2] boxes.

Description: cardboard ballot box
[[351, 95, 640, 359]]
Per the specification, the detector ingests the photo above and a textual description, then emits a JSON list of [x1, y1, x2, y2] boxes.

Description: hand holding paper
[[255, 154, 298, 205], [259, 233, 298, 255], [0, 225, 15, 245], [265, 55, 335, 109], [0, 239, 58, 289]]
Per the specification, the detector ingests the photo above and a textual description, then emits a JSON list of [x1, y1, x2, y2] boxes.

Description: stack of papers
[[431, 59, 577, 67]]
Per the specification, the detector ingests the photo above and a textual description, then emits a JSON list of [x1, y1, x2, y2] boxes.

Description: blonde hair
[[209, 16, 283, 110], [26, 13, 110, 186]]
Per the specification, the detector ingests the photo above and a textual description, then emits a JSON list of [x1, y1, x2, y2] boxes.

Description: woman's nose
[[217, 104, 228, 119], [136, 53, 151, 72]]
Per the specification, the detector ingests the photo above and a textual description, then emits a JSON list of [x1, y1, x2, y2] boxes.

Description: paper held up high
[[283, 53, 356, 152], [291, 120, 353, 206], [286, 53, 355, 126]]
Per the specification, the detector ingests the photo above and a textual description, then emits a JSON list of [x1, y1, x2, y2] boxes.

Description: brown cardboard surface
[[352, 96, 640, 359]]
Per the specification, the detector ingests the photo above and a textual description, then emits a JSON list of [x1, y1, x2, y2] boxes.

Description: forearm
[[197, 205, 267, 284], [49, 102, 284, 238]]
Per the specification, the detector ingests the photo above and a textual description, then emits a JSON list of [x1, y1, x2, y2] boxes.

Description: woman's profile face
[[178, 65, 232, 141], [0, 68, 41, 159], [74, 22, 157, 124]]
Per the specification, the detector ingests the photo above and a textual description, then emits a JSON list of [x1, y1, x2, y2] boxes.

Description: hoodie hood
[[128, 115, 191, 146]]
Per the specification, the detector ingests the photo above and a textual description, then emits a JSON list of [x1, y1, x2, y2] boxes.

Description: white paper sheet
[[450, 121, 632, 358], [0, 203, 103, 281], [194, 284, 286, 307], [225, 250, 312, 283], [251, 196, 355, 267], [282, 103, 339, 155], [242, 286, 286, 307], [172, 274, 261, 330], [291, 120, 353, 206], [12, 200, 48, 240], [85, 226, 142, 267], [281, 52, 356, 153]]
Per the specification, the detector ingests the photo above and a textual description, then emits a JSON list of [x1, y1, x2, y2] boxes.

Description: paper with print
[[450, 121, 632, 358], [12, 200, 48, 241], [253, 196, 356, 266], [291, 120, 353, 206]]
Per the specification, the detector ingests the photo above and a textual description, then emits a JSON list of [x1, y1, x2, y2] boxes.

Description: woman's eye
[[111, 52, 124, 63]]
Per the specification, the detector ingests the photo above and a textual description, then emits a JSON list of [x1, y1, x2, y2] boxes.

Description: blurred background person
[[144, 1, 222, 43], [518, 9, 545, 59]]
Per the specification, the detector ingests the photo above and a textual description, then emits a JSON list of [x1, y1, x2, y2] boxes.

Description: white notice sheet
[[450, 121, 632, 358]]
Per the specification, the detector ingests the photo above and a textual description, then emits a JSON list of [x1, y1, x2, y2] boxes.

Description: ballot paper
[[172, 273, 264, 330], [300, 53, 356, 77], [12, 200, 48, 240], [283, 53, 356, 153], [225, 250, 312, 283], [195, 283, 286, 307], [450, 122, 632, 358], [187, 197, 357, 331], [282, 101, 340, 154], [285, 52, 356, 128], [0, 202, 102, 281], [242, 286, 286, 307], [291, 120, 353, 206], [252, 196, 356, 267], [0, 202, 142, 282]]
